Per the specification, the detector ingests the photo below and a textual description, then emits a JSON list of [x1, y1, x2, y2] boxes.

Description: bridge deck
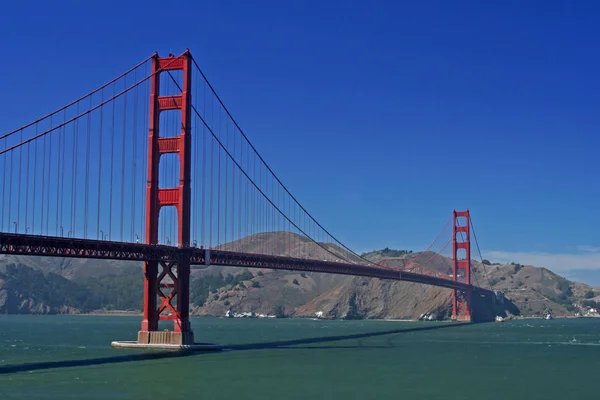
[[0, 233, 492, 295]]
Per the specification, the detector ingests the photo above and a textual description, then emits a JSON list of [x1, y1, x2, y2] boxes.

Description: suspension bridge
[[0, 50, 498, 347]]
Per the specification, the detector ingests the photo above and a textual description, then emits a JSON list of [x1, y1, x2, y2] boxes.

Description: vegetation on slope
[[0, 264, 143, 313], [190, 270, 254, 307], [0, 263, 258, 313], [360, 248, 412, 258], [1, 264, 92, 311]]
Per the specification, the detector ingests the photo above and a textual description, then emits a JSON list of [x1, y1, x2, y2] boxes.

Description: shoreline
[[3, 312, 599, 321], [81, 311, 142, 316]]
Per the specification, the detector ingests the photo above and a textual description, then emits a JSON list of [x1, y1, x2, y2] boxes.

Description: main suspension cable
[[191, 57, 377, 266], [470, 216, 493, 288], [0, 55, 153, 142]]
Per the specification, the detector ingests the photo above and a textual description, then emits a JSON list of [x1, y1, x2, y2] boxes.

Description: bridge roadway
[[0, 233, 493, 296]]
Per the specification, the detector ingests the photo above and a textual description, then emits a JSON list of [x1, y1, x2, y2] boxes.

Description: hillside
[[1, 232, 598, 319]]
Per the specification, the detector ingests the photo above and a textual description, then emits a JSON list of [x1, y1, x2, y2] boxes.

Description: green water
[[1, 316, 599, 399]]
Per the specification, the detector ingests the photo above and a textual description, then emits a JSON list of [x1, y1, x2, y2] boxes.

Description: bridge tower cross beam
[[138, 50, 194, 346], [452, 210, 472, 322]]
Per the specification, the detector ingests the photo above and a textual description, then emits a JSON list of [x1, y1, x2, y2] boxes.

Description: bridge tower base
[[452, 210, 472, 322]]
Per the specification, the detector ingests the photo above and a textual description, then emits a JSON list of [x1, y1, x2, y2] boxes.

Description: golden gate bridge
[[0, 50, 496, 347]]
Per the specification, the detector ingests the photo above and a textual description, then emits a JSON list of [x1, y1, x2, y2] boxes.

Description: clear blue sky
[[1, 1, 599, 283]]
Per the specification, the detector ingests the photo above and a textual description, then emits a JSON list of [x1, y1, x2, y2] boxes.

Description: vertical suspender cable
[[121, 76, 128, 242], [132, 69, 138, 241], [17, 130, 23, 233], [201, 81, 207, 247], [97, 88, 104, 238], [244, 135, 248, 248], [71, 103, 79, 236], [209, 94, 214, 248], [269, 172, 273, 254], [258, 156, 262, 238], [253, 152, 257, 242], [265, 167, 268, 239], [1, 137, 5, 231], [275, 176, 278, 238], [231, 124, 236, 245], [40, 120, 47, 234], [193, 74, 199, 245], [275, 176, 278, 240], [232, 134, 237, 248], [55, 118, 61, 233], [25, 131, 31, 232], [224, 118, 228, 248], [265, 166, 268, 241], [60, 109, 67, 233], [266, 166, 268, 239], [238, 129, 242, 247], [142, 62, 148, 239], [8, 131, 14, 231], [84, 98, 92, 238], [217, 108, 221, 246], [109, 83, 115, 239], [231, 126, 236, 247], [49, 114, 56, 236], [260, 157, 264, 239]]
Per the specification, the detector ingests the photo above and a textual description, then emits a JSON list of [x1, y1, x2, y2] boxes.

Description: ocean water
[[0, 315, 599, 399]]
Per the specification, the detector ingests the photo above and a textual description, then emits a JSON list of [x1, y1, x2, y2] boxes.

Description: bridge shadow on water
[[0, 322, 470, 375]]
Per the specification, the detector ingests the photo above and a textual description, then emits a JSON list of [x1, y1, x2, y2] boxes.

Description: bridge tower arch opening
[[452, 210, 472, 322]]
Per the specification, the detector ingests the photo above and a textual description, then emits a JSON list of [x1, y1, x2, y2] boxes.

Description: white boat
[[544, 312, 552, 320], [495, 315, 504, 323]]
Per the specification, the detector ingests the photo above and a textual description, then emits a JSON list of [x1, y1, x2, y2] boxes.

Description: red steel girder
[[0, 233, 179, 262]]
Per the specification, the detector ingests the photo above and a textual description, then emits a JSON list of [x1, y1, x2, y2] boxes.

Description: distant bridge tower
[[138, 51, 194, 345], [452, 210, 472, 321]]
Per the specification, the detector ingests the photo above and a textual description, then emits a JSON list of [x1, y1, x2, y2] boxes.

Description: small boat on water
[[544, 311, 553, 320], [495, 315, 504, 323]]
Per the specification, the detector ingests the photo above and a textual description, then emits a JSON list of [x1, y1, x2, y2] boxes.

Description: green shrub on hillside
[[0, 264, 143, 312]]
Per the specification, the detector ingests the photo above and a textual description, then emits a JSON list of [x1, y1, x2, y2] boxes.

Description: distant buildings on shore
[[225, 310, 277, 318]]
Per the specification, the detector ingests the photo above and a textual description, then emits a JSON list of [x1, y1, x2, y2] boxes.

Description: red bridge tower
[[138, 51, 194, 345], [452, 210, 472, 322]]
